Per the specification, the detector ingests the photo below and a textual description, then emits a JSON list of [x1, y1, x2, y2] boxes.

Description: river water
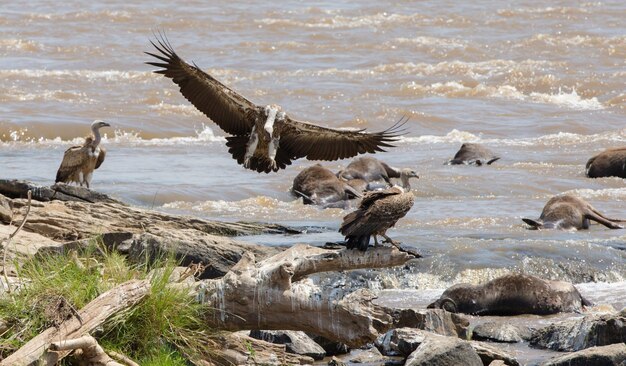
[[1, 1, 625, 362]]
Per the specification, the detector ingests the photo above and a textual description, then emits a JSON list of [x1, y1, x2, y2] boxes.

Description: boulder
[[541, 343, 626, 366], [530, 312, 626, 351], [405, 335, 483, 366], [249, 330, 326, 360], [472, 321, 533, 343], [376, 328, 520, 366], [0, 194, 12, 223], [470, 341, 520, 366], [393, 308, 470, 337], [308, 334, 350, 355], [349, 347, 385, 364]]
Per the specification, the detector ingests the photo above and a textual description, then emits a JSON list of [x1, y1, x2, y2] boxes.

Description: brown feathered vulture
[[339, 185, 415, 251], [55, 120, 110, 188], [146, 35, 405, 173]]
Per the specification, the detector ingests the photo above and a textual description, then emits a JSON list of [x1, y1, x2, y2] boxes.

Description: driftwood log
[[195, 244, 418, 346], [1, 279, 150, 366]]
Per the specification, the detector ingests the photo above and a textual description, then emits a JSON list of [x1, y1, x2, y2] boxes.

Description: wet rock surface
[[249, 330, 326, 360], [472, 321, 533, 343], [530, 311, 626, 351], [540, 343, 626, 366]]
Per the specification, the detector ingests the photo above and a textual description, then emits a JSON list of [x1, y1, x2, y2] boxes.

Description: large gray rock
[[472, 321, 533, 343], [393, 308, 470, 337], [349, 347, 385, 364], [470, 341, 520, 366], [0, 194, 12, 223], [405, 335, 483, 366], [541, 343, 626, 366], [530, 312, 626, 351], [377, 328, 520, 366], [249, 330, 326, 360]]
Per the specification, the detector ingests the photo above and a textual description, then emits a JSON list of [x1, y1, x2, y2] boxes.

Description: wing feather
[[95, 147, 106, 169], [280, 116, 406, 162], [55, 146, 89, 183], [146, 35, 257, 136]]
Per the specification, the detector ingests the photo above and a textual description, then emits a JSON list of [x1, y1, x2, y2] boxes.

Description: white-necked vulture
[[55, 120, 110, 188], [146, 36, 405, 173]]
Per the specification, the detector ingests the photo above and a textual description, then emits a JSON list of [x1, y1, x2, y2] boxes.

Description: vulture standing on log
[[339, 186, 415, 251], [146, 36, 405, 173], [55, 120, 110, 188]]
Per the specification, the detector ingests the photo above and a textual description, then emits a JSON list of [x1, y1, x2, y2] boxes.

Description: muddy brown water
[[1, 2, 625, 364]]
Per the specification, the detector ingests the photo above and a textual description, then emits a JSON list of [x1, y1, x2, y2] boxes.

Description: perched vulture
[[339, 186, 415, 251], [146, 36, 404, 173], [55, 120, 110, 188]]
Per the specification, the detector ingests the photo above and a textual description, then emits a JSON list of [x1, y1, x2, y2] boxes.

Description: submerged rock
[[249, 330, 326, 360], [472, 321, 533, 343], [540, 343, 626, 366], [530, 311, 626, 352]]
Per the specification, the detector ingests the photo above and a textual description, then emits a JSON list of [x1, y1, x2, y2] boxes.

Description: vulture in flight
[[146, 36, 405, 173], [55, 120, 110, 188], [339, 185, 415, 251]]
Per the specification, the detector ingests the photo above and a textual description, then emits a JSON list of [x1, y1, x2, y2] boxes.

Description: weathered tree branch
[[2, 190, 31, 292], [195, 244, 416, 347], [49, 335, 127, 366], [1, 279, 150, 366]]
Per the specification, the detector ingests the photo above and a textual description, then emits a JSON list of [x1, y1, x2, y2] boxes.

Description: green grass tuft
[[0, 239, 218, 363]]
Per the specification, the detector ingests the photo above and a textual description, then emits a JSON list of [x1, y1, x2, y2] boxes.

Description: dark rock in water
[[308, 334, 350, 355], [349, 347, 385, 364], [540, 343, 626, 366], [472, 321, 533, 343], [405, 334, 483, 366], [446, 143, 500, 166], [0, 179, 123, 204], [249, 330, 326, 360], [530, 311, 626, 352]]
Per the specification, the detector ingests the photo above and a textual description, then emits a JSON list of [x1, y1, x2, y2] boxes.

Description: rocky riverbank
[[1, 180, 625, 366]]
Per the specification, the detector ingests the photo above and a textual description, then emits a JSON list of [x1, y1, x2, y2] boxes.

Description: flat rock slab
[[530, 311, 626, 351], [405, 334, 483, 366], [541, 343, 626, 366], [0, 179, 123, 204], [249, 330, 326, 360], [472, 321, 533, 343]]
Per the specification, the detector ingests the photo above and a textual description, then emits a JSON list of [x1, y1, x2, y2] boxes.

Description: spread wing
[[276, 116, 407, 167], [145, 35, 258, 136], [95, 146, 106, 169], [55, 145, 89, 183]]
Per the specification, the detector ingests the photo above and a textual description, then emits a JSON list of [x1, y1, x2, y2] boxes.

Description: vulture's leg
[[268, 136, 280, 170], [382, 233, 401, 248], [243, 126, 258, 168], [373, 235, 379, 247]]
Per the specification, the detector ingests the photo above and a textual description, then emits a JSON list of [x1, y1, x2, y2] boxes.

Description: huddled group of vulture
[[55, 36, 626, 252]]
